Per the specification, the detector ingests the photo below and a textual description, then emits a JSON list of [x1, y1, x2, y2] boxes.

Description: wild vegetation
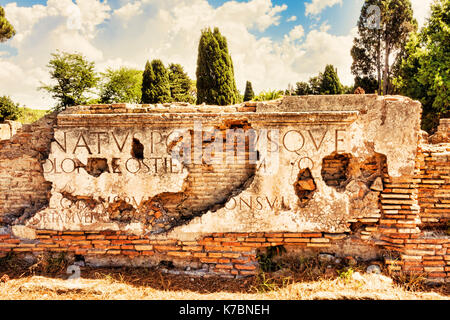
[[0, 252, 447, 300]]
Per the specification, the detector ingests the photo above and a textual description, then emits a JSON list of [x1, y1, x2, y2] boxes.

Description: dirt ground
[[0, 255, 448, 300]]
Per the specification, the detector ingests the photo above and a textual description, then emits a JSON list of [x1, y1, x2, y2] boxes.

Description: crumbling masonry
[[0, 95, 448, 284]]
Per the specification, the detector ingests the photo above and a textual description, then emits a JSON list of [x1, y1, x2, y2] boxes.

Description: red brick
[[182, 245, 203, 252], [193, 252, 207, 258], [87, 235, 105, 240], [208, 252, 223, 258], [107, 249, 121, 255], [245, 238, 266, 242], [235, 264, 257, 270], [167, 251, 191, 257], [200, 258, 220, 264], [215, 263, 233, 269], [154, 245, 179, 252]]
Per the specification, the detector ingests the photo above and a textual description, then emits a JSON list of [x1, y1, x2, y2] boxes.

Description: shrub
[[0, 95, 21, 122]]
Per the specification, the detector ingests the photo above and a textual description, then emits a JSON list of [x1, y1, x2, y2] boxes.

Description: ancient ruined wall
[[417, 144, 450, 226], [0, 96, 448, 283], [0, 121, 22, 141], [0, 115, 56, 225]]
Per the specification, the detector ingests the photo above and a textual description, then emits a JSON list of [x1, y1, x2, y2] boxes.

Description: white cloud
[[113, 1, 143, 25], [287, 15, 297, 22], [305, 0, 342, 16], [320, 22, 330, 32], [286, 25, 305, 41], [0, 0, 358, 109], [411, 0, 433, 28]]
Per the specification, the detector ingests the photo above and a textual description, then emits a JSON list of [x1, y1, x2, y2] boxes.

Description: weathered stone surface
[[429, 118, 450, 144], [0, 96, 421, 240], [0, 120, 22, 141], [370, 177, 383, 191], [11, 225, 36, 240]]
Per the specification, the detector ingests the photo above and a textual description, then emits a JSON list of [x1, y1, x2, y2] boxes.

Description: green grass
[[17, 107, 49, 124]]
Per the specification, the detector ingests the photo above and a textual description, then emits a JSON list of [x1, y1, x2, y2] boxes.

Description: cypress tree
[[141, 61, 154, 103], [320, 65, 343, 95], [196, 27, 237, 105], [141, 59, 171, 103], [243, 81, 255, 101]]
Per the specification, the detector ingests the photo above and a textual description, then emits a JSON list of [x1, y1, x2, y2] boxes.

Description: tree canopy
[[243, 81, 255, 101], [141, 59, 171, 104], [0, 6, 15, 43], [0, 96, 21, 122], [351, 0, 416, 95], [396, 0, 450, 132], [320, 65, 343, 94], [196, 27, 238, 105], [168, 63, 195, 104], [40, 51, 99, 110], [100, 67, 143, 104]]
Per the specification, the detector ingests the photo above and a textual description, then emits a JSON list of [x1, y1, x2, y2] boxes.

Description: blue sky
[[0, 0, 362, 39], [0, 0, 433, 109]]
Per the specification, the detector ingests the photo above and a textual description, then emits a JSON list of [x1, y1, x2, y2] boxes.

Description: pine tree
[[196, 27, 238, 105], [168, 63, 194, 103], [320, 65, 343, 95], [141, 60, 171, 104], [309, 74, 323, 95], [295, 82, 311, 95], [141, 61, 154, 104], [0, 6, 15, 43], [150, 59, 171, 103], [351, 0, 416, 95], [243, 81, 255, 101]]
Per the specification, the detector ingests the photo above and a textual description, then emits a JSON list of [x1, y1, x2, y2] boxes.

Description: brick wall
[[380, 144, 450, 285], [0, 109, 449, 284], [0, 114, 56, 224], [416, 144, 450, 225]]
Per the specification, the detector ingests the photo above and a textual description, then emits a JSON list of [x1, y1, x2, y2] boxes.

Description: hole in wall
[[294, 168, 316, 207], [321, 153, 351, 190], [107, 200, 135, 223], [86, 158, 110, 177], [131, 138, 144, 159]]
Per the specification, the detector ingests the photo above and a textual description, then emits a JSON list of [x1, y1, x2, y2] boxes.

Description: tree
[[41, 51, 98, 110], [320, 65, 343, 94], [168, 63, 194, 103], [141, 61, 154, 104], [100, 67, 143, 104], [309, 74, 323, 95], [0, 96, 21, 122], [351, 0, 416, 95], [243, 81, 255, 101], [141, 59, 171, 104], [295, 82, 311, 95], [196, 27, 238, 105], [354, 76, 379, 94], [0, 6, 15, 43], [396, 0, 450, 132]]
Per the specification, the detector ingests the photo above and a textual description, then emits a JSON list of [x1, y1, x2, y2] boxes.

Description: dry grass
[[0, 267, 448, 300], [0, 253, 448, 300]]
